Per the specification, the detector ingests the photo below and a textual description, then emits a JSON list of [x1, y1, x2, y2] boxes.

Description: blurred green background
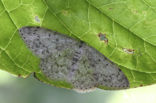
[[0, 69, 156, 103]]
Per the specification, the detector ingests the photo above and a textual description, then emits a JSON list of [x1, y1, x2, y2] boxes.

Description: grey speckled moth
[[19, 26, 129, 92]]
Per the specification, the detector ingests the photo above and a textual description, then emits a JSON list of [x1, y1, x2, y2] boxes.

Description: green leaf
[[0, 0, 156, 90]]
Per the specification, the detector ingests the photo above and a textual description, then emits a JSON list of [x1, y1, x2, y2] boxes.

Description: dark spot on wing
[[79, 41, 84, 48]]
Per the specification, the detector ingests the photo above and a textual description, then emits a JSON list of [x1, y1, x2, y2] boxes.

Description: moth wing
[[19, 26, 129, 91], [19, 27, 60, 58], [86, 46, 129, 88]]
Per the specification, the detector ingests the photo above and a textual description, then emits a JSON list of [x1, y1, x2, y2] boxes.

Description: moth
[[19, 26, 129, 92]]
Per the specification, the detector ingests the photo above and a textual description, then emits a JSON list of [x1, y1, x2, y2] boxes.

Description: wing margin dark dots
[[19, 26, 129, 92], [19, 27, 59, 58], [85, 45, 129, 89]]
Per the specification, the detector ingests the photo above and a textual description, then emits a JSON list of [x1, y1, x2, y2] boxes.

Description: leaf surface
[[0, 0, 156, 89]]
